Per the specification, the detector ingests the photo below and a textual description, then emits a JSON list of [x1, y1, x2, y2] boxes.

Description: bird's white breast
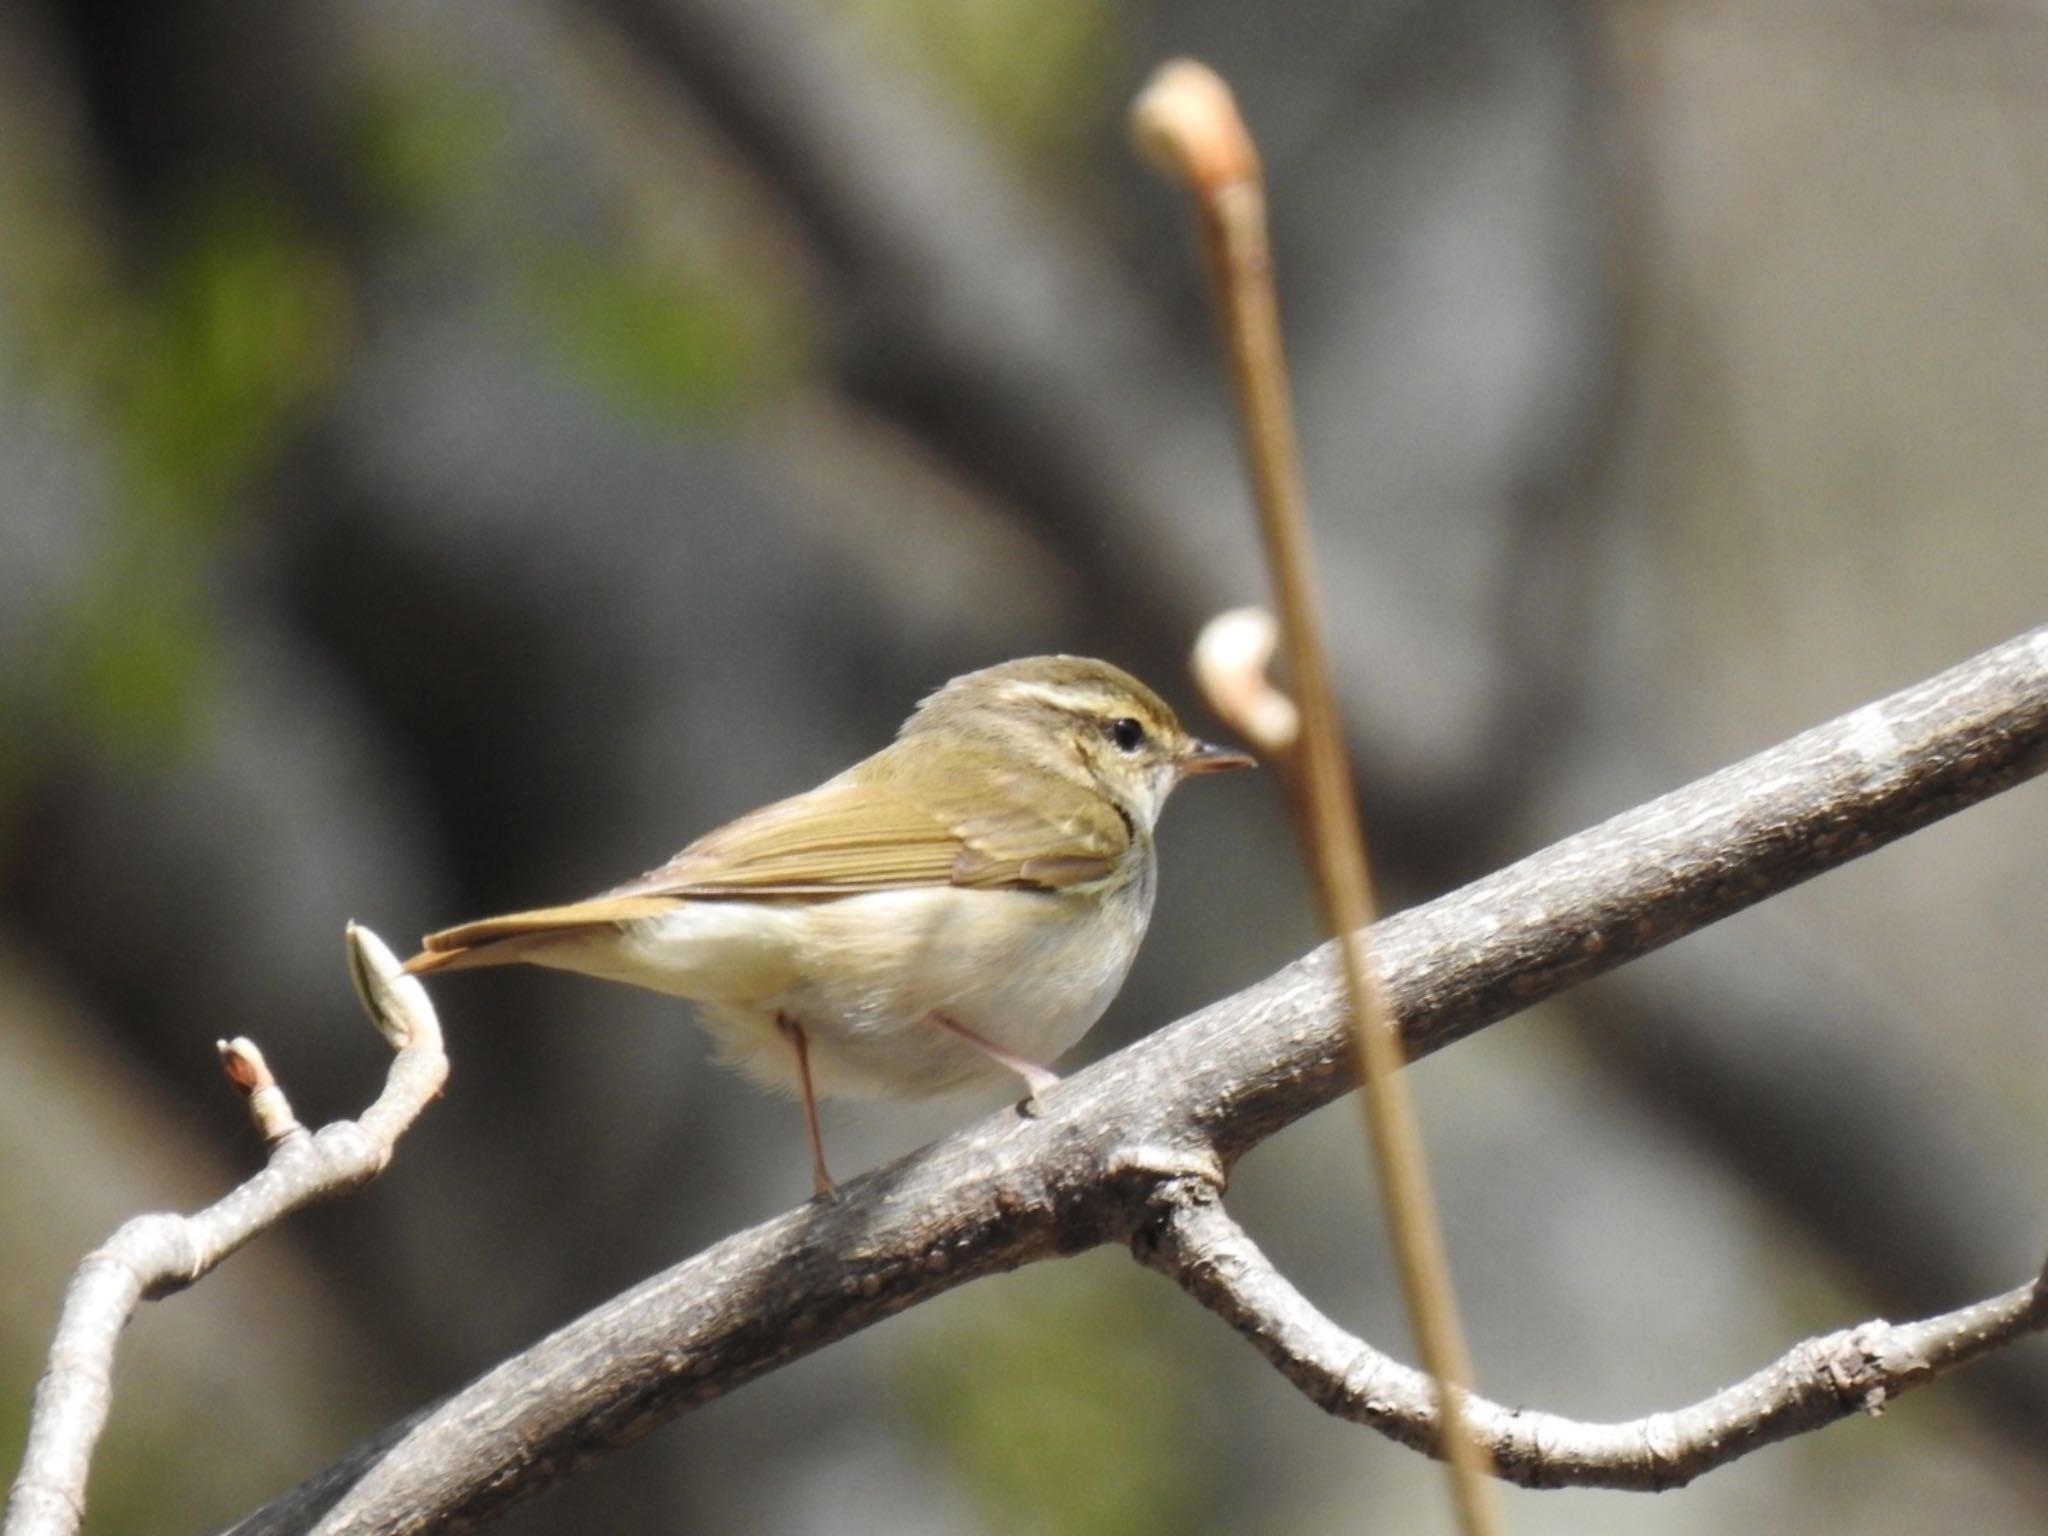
[[554, 865, 1157, 1099]]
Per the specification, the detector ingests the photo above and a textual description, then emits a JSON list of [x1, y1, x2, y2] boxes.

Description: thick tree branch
[[221, 626, 2048, 1534], [2, 928, 446, 1536], [1135, 1181, 2048, 1489], [561, 0, 2043, 1443]]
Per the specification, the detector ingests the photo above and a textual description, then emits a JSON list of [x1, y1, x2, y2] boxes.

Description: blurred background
[[3, 0, 2046, 1532]]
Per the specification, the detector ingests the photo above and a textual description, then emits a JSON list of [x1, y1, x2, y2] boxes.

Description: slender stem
[[1143, 1188, 2048, 1490], [2, 927, 447, 1536], [1132, 59, 1501, 1535]]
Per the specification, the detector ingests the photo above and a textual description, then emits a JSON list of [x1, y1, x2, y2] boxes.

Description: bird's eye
[[1107, 717, 1147, 753]]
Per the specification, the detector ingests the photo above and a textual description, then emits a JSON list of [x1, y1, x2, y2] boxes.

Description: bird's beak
[[1176, 739, 1258, 776]]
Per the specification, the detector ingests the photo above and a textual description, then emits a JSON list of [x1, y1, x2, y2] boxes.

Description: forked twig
[[1139, 1184, 2048, 1489], [2, 926, 447, 1536]]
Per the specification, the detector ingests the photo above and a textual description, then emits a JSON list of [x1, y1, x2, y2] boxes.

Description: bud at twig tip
[[1193, 607, 1300, 755], [346, 921, 421, 1050], [1130, 59, 1260, 193], [218, 1037, 272, 1095]]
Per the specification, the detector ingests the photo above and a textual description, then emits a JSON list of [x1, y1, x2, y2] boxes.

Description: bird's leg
[[776, 1014, 834, 1196], [926, 1012, 1061, 1104]]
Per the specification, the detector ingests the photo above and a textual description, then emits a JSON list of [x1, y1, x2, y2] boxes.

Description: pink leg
[[777, 1014, 834, 1196], [927, 1012, 1061, 1102]]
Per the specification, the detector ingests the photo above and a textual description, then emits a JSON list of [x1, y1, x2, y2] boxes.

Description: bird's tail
[[401, 894, 682, 976]]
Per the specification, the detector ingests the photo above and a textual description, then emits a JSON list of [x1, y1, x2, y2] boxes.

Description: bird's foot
[[777, 1013, 836, 1196], [925, 1012, 1061, 1110]]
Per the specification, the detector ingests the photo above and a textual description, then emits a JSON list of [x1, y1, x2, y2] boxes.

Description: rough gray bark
[[218, 627, 2048, 1535]]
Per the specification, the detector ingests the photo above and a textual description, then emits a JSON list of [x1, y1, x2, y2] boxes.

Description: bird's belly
[[692, 883, 1151, 1099]]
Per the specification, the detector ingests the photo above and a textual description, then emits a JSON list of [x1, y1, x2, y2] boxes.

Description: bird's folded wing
[[615, 777, 1130, 897], [405, 776, 1131, 973]]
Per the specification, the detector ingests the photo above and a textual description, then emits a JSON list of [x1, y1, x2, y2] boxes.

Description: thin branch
[[2, 926, 447, 1536], [223, 625, 2048, 1535], [1136, 1183, 2048, 1489], [562, 0, 2043, 1442], [1133, 58, 1498, 1532]]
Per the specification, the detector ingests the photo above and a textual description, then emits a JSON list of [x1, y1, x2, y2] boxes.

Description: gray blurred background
[[3, 1, 2045, 1532]]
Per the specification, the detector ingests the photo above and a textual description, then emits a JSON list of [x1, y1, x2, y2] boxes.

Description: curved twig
[[1136, 1181, 2048, 1489], [2, 927, 447, 1536]]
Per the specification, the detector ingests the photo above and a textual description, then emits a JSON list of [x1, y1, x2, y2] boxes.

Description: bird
[[403, 655, 1253, 1194]]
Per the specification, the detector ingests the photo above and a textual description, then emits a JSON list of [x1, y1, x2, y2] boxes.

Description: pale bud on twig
[[1129, 58, 1259, 193], [1193, 606, 1300, 756], [217, 1036, 304, 1146], [346, 920, 430, 1051]]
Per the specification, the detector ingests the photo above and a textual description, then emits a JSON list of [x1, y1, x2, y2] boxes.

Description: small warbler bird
[[404, 655, 1252, 1193]]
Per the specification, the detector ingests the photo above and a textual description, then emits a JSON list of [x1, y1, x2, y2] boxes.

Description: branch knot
[[1117, 1150, 1225, 1266]]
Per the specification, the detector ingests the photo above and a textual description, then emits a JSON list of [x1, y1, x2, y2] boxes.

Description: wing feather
[[405, 755, 1133, 973], [614, 772, 1130, 899]]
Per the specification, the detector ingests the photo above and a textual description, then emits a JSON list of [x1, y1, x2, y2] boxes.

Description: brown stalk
[[1131, 59, 1502, 1535]]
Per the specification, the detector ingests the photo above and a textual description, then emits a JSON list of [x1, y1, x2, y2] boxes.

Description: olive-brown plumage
[[405, 656, 1251, 1192]]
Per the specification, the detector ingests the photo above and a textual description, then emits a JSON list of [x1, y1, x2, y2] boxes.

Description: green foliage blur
[[3, 184, 345, 787], [355, 62, 800, 422], [902, 1260, 1223, 1536], [836, 0, 1120, 167]]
